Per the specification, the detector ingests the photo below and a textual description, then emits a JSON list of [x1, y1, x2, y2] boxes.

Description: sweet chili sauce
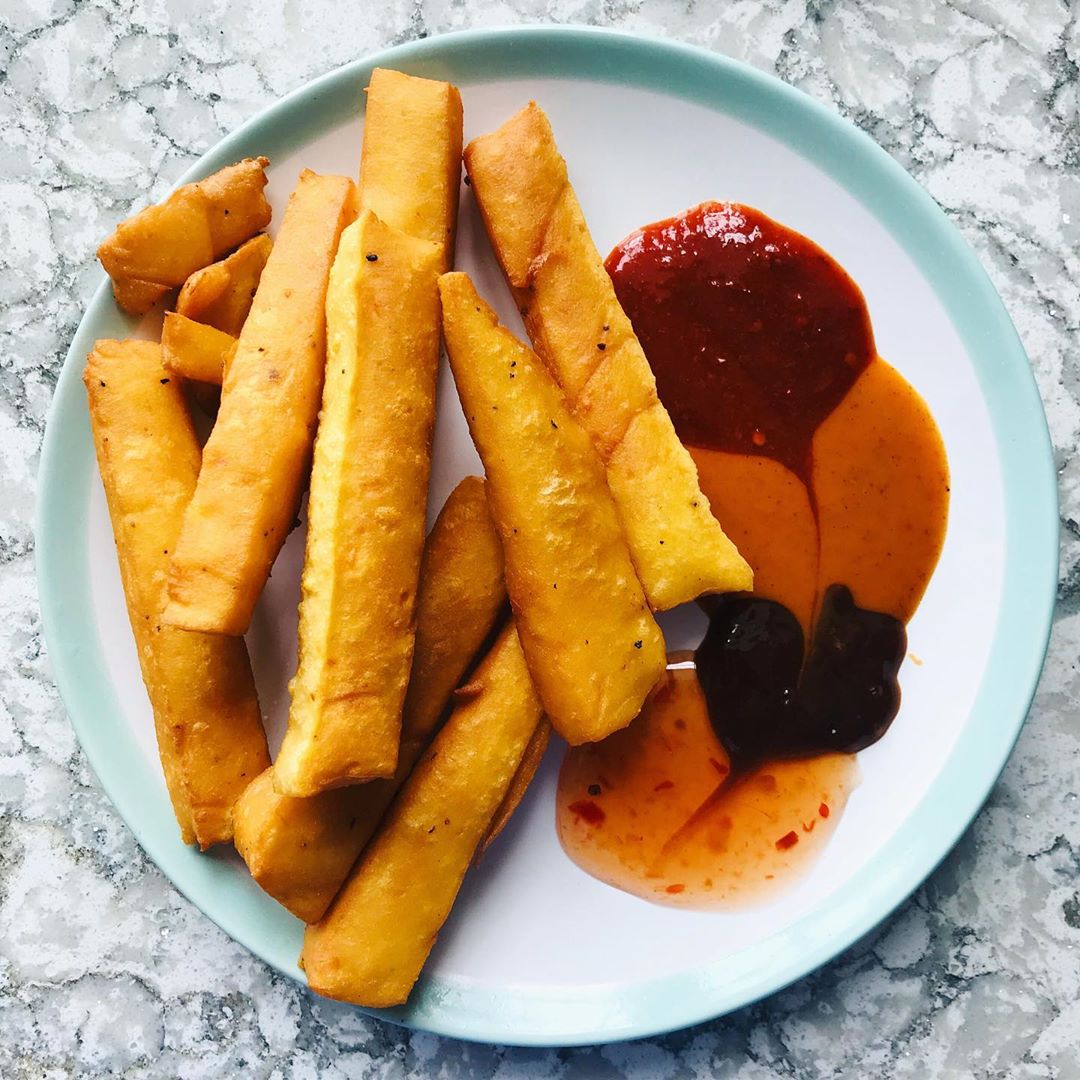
[[558, 662, 857, 908], [557, 203, 949, 910]]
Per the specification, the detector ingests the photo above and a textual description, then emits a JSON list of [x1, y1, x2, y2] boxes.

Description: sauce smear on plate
[[558, 203, 949, 909], [557, 663, 858, 908]]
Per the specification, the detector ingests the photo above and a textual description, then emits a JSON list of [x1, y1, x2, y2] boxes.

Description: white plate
[[37, 27, 1057, 1046]]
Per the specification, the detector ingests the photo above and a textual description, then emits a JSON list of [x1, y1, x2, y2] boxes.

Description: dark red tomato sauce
[[605, 202, 875, 484]]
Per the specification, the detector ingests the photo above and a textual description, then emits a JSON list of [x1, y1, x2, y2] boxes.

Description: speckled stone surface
[[2, 1, 1078, 1076]]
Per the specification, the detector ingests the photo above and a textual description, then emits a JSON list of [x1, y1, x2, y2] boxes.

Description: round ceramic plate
[[37, 26, 1057, 1047]]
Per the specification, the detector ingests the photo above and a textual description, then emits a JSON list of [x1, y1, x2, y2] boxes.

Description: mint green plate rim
[[35, 25, 1058, 1048]]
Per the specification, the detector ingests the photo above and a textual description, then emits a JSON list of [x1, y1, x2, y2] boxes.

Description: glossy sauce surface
[[605, 202, 874, 484], [692, 355, 950, 636], [557, 667, 858, 909], [557, 203, 949, 910], [696, 586, 906, 768]]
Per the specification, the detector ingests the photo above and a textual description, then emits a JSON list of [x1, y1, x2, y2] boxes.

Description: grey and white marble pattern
[[2, 0, 1078, 1076]]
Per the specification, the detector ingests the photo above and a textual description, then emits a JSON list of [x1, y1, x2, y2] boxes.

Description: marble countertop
[[3, 1, 1078, 1076]]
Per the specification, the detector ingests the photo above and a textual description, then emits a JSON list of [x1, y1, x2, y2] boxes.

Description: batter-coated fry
[[176, 233, 273, 336], [273, 211, 443, 792], [97, 158, 271, 315], [359, 68, 463, 268], [164, 170, 357, 635], [476, 717, 551, 859], [301, 622, 543, 1007], [464, 104, 752, 609], [84, 340, 269, 848], [274, 69, 463, 793], [234, 477, 506, 922], [161, 313, 234, 385], [440, 271, 665, 745]]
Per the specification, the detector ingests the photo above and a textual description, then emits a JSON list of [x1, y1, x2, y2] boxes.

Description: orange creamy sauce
[[694, 358, 949, 636], [557, 203, 949, 910]]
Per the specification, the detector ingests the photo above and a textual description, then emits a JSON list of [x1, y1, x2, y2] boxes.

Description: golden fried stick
[[273, 71, 463, 793], [273, 211, 443, 792], [161, 313, 235, 385], [302, 621, 544, 1007], [164, 170, 357, 636], [176, 233, 273, 336], [97, 158, 271, 315], [84, 340, 269, 848], [464, 104, 752, 610], [440, 272, 665, 745], [476, 717, 550, 859], [359, 68, 463, 267], [234, 476, 506, 922], [399, 477, 507, 760]]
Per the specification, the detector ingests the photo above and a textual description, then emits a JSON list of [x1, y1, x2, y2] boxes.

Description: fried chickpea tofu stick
[[84, 340, 269, 848], [161, 313, 235, 385], [464, 105, 752, 610], [97, 158, 271, 315], [176, 233, 273, 336], [400, 477, 506, 763], [274, 72, 463, 793], [302, 622, 544, 1007], [164, 170, 357, 635], [476, 717, 551, 859], [359, 68, 463, 264], [274, 212, 442, 791], [234, 476, 506, 922], [440, 272, 665, 745]]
